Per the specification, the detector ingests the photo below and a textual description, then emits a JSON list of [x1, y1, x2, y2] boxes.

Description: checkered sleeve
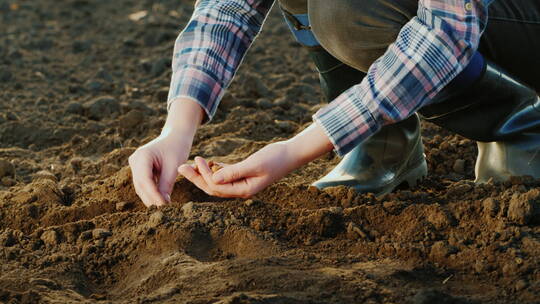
[[313, 0, 490, 156], [167, 0, 274, 121]]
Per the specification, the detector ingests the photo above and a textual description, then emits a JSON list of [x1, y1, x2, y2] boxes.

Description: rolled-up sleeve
[[167, 0, 274, 121], [313, 0, 490, 156]]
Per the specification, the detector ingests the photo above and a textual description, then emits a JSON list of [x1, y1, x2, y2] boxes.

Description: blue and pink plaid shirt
[[168, 0, 492, 156]]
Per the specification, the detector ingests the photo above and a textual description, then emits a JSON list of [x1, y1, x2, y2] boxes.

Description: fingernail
[[165, 193, 171, 202]]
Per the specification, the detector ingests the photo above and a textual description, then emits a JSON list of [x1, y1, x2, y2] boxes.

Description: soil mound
[[0, 1, 538, 303]]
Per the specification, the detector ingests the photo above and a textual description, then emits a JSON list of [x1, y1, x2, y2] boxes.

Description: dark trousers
[[281, 0, 540, 92]]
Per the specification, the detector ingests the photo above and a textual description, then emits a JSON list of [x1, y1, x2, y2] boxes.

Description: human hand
[[128, 133, 191, 207], [178, 142, 296, 198], [178, 122, 335, 198], [129, 98, 204, 207]]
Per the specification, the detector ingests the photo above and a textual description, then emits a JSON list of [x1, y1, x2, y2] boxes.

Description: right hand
[[129, 98, 204, 207], [128, 133, 191, 207]]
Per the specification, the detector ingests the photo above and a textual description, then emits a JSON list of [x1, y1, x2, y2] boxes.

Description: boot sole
[[373, 159, 428, 197], [312, 159, 428, 196]]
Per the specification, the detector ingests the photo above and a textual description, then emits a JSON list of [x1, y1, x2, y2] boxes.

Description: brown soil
[[1, 1, 539, 303]]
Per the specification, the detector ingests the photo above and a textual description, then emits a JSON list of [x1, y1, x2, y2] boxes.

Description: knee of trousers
[[308, 0, 416, 72]]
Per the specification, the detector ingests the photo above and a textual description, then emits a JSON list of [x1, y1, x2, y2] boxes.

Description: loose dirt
[[0, 1, 539, 303]]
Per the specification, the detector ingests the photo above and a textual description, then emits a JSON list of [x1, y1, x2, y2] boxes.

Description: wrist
[[285, 123, 334, 167], [162, 97, 205, 136]]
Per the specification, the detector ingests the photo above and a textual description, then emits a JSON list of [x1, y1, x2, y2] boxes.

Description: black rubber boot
[[419, 60, 540, 182]]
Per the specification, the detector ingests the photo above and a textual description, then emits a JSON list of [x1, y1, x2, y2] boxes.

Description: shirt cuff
[[312, 90, 380, 157], [167, 65, 225, 122]]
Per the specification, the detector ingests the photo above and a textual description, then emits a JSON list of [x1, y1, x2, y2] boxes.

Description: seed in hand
[[208, 160, 223, 173], [194, 160, 223, 173]]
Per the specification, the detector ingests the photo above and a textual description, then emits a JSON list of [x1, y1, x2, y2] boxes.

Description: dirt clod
[[507, 190, 539, 225], [92, 228, 112, 239], [0, 158, 15, 177], [119, 110, 144, 130], [40, 230, 60, 246], [482, 197, 499, 217], [148, 211, 166, 227], [115, 201, 132, 211], [85, 96, 120, 120], [33, 170, 57, 182], [453, 159, 466, 174]]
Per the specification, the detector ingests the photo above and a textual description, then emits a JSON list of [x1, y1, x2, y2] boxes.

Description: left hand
[[178, 142, 296, 198], [178, 123, 335, 198]]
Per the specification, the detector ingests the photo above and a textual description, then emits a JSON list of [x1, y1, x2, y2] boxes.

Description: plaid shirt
[[168, 0, 492, 156]]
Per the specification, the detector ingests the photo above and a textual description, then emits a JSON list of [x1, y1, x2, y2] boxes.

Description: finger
[[197, 159, 254, 198], [195, 156, 214, 183], [183, 159, 247, 198], [178, 164, 213, 195], [129, 153, 166, 207], [138, 175, 167, 207], [194, 157, 224, 194], [212, 161, 252, 184], [157, 159, 179, 202], [215, 178, 253, 198]]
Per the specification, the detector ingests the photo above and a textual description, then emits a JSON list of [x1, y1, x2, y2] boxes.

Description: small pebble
[[182, 202, 195, 218]]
